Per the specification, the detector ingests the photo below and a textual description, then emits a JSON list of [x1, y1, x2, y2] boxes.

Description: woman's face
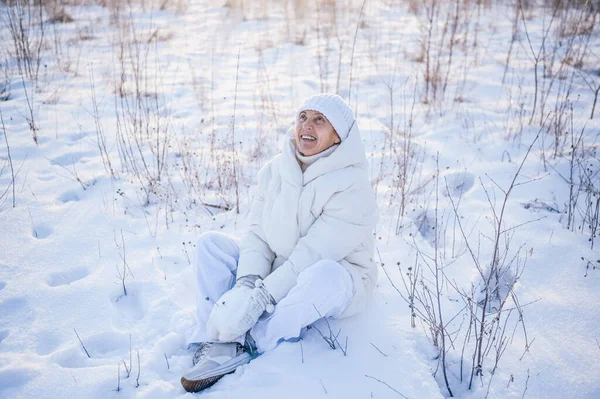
[[296, 110, 340, 156]]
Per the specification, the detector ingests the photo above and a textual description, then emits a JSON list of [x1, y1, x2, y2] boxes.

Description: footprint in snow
[[51, 330, 130, 368], [0, 330, 9, 344], [51, 346, 90, 369], [32, 223, 53, 239], [111, 286, 148, 325], [414, 211, 436, 244], [0, 296, 28, 315], [36, 172, 55, 182], [0, 367, 38, 392], [414, 210, 448, 248], [81, 330, 131, 356], [442, 170, 475, 198], [0, 281, 6, 291], [50, 152, 85, 167], [0, 80, 10, 101], [35, 330, 62, 355], [0, 297, 33, 332], [0, 298, 34, 339], [46, 267, 90, 287], [65, 132, 87, 142], [57, 190, 80, 204]]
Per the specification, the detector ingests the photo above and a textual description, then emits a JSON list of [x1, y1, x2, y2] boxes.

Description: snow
[[1, 0, 599, 398]]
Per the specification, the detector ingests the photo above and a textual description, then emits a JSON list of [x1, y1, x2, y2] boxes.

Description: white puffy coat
[[236, 122, 379, 318]]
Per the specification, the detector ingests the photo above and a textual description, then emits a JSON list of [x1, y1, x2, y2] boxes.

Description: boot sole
[[181, 372, 232, 393]]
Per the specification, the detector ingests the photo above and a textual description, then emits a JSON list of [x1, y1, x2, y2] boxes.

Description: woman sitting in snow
[[181, 93, 379, 393]]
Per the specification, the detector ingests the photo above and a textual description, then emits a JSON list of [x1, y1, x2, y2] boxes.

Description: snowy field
[[1, 0, 599, 398]]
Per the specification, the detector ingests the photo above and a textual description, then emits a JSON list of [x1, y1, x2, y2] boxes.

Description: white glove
[[206, 278, 275, 343], [204, 275, 256, 341]]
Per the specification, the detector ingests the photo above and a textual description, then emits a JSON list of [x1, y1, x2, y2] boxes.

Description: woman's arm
[[263, 178, 379, 302], [236, 163, 276, 280]]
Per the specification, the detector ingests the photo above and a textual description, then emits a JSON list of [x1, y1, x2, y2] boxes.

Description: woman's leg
[[249, 259, 354, 353], [187, 231, 240, 345]]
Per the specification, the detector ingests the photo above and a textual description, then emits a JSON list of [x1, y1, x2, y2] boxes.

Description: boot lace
[[192, 342, 213, 366]]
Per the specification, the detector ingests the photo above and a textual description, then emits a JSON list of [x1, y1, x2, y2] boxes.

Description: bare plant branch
[[370, 342, 388, 357], [0, 109, 15, 207], [365, 375, 409, 399], [74, 328, 91, 359]]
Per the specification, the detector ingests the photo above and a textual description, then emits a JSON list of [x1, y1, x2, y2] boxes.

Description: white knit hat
[[297, 93, 355, 141]]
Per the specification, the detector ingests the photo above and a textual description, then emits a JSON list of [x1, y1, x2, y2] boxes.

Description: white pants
[[188, 231, 354, 352]]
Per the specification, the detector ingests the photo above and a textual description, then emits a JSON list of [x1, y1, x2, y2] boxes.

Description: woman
[[181, 93, 379, 393]]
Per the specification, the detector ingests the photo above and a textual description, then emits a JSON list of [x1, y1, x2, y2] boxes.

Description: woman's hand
[[206, 279, 275, 342]]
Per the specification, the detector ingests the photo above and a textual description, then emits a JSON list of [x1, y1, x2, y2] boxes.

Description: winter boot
[[181, 342, 251, 393]]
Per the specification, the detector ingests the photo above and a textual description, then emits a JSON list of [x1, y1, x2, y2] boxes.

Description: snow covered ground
[[1, 0, 599, 398]]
